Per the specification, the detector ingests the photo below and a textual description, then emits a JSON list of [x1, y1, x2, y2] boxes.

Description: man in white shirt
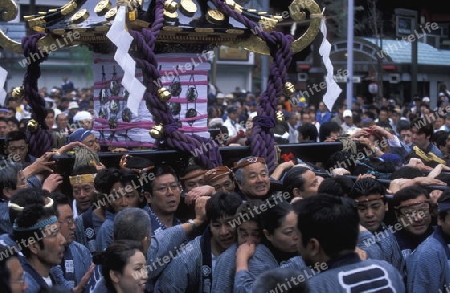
[[341, 109, 355, 134], [287, 112, 300, 143], [223, 106, 244, 138]]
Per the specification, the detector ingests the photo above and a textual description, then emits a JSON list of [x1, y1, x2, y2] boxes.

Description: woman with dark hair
[[234, 200, 305, 293], [93, 240, 147, 293], [260, 200, 299, 263], [0, 243, 27, 293]]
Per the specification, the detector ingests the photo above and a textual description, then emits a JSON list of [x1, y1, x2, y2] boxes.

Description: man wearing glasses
[[144, 165, 182, 237], [406, 189, 450, 292], [49, 192, 93, 292], [391, 186, 433, 260]]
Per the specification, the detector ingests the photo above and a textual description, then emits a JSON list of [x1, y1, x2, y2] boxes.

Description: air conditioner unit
[[298, 73, 308, 82], [389, 73, 401, 84]]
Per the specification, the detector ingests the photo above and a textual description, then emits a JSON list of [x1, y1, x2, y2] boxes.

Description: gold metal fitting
[[70, 9, 90, 24], [105, 7, 118, 20], [163, 0, 179, 13], [180, 0, 197, 17], [12, 86, 24, 100], [94, 0, 111, 16], [150, 124, 164, 139], [158, 87, 172, 102], [259, 16, 278, 31], [27, 16, 46, 27], [27, 119, 39, 133], [284, 82, 296, 96], [206, 9, 226, 25], [276, 111, 285, 123], [163, 10, 178, 21]]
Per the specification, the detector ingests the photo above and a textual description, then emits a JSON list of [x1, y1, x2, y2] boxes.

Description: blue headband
[[438, 203, 450, 213], [68, 128, 92, 143], [13, 215, 57, 232]]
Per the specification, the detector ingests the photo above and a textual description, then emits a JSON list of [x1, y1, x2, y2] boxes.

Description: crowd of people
[[1, 79, 450, 292]]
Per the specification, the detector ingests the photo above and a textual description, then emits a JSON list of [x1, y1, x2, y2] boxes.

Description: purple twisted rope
[[22, 34, 53, 158], [211, 0, 294, 172], [129, 0, 222, 169]]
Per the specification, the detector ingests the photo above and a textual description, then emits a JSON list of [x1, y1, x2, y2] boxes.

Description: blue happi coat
[[75, 207, 104, 253], [51, 241, 92, 289], [308, 252, 405, 292], [86, 225, 188, 293], [95, 211, 115, 252], [154, 235, 236, 293], [234, 244, 306, 293], [357, 223, 405, 278], [406, 227, 450, 293]]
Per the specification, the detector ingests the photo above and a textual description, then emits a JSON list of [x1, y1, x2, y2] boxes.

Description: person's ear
[[293, 188, 302, 198], [142, 191, 152, 204], [110, 270, 120, 284], [3, 187, 14, 200], [307, 238, 321, 257], [263, 229, 272, 243], [28, 240, 40, 256]]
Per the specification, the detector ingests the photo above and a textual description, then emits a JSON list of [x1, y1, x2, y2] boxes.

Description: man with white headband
[[406, 190, 450, 292], [9, 188, 67, 292], [71, 165, 105, 253]]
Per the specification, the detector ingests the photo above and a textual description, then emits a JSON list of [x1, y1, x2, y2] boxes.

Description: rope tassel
[[22, 34, 53, 158]]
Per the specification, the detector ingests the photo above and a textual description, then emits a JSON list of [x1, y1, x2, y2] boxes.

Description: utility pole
[[346, 0, 354, 110], [395, 8, 418, 97]]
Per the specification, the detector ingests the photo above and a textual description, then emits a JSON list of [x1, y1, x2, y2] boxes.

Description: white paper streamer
[[106, 6, 146, 116], [0, 66, 7, 106], [318, 15, 342, 111]]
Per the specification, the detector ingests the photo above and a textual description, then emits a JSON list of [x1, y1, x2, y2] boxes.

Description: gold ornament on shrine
[[94, 0, 111, 16], [150, 124, 164, 139], [157, 88, 171, 102], [70, 9, 89, 24], [27, 119, 39, 133], [179, 0, 196, 16], [163, 0, 178, 13], [0, 0, 322, 56], [284, 82, 295, 96], [105, 7, 118, 20], [276, 111, 285, 123], [206, 9, 225, 25], [12, 86, 24, 100]]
